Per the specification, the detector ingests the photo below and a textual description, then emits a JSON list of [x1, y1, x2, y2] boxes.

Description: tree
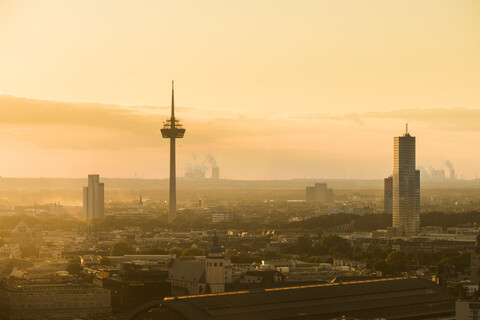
[[100, 256, 112, 266], [316, 234, 352, 258], [69, 256, 82, 264], [294, 236, 313, 254], [386, 251, 410, 274], [329, 241, 352, 259], [138, 248, 169, 255], [373, 260, 391, 275], [110, 241, 137, 256], [262, 251, 281, 260], [235, 244, 252, 253], [230, 255, 262, 263], [182, 247, 205, 257], [67, 256, 83, 275], [169, 247, 184, 257], [66, 263, 82, 275]]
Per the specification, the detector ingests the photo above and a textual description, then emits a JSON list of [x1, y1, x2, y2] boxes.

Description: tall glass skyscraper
[[392, 127, 420, 237]]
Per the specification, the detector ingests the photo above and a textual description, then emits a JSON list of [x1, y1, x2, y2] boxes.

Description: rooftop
[[160, 277, 455, 320]]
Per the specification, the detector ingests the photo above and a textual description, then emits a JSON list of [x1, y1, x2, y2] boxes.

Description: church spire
[[208, 230, 222, 255]]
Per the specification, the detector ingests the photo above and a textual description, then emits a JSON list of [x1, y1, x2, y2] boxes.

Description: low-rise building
[[0, 244, 21, 259], [0, 276, 111, 320], [456, 300, 480, 320], [212, 212, 234, 223]]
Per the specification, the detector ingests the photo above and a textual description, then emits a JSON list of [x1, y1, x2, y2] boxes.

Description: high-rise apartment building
[[306, 183, 334, 204], [392, 127, 420, 237], [384, 176, 393, 215], [83, 174, 104, 220]]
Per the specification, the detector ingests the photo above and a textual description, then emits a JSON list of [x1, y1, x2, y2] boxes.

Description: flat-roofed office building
[[0, 278, 111, 320], [392, 128, 420, 237]]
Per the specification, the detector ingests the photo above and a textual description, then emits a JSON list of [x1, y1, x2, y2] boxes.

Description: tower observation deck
[[161, 81, 185, 223]]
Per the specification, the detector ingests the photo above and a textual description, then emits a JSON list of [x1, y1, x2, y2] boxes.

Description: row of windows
[[207, 262, 223, 267], [14, 302, 108, 308]]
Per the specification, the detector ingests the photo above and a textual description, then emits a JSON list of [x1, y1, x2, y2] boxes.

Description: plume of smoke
[[184, 153, 208, 178], [206, 153, 217, 167], [184, 153, 196, 173], [444, 160, 454, 171], [444, 160, 456, 180]]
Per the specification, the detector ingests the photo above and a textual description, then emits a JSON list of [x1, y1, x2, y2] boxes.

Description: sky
[[0, 0, 479, 179]]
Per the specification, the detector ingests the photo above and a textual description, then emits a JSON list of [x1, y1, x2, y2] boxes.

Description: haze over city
[[3, 1, 480, 320], [1, 0, 480, 179]]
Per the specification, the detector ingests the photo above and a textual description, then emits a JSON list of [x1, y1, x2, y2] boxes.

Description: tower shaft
[[169, 135, 176, 222], [169, 80, 176, 222]]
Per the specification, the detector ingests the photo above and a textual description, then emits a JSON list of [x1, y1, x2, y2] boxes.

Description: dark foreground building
[[96, 262, 170, 314], [130, 277, 455, 320]]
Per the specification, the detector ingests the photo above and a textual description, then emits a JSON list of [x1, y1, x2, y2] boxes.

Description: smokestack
[[444, 160, 456, 180], [212, 167, 219, 180]]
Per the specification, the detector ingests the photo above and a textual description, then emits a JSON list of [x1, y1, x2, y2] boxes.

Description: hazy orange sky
[[0, 1, 479, 179]]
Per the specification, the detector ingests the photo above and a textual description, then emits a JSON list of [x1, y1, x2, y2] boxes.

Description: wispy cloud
[[278, 107, 480, 131], [2, 94, 480, 153], [2, 95, 480, 179], [0, 95, 283, 150]]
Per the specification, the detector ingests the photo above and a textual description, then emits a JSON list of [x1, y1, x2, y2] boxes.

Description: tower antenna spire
[[406, 122, 408, 135], [171, 80, 175, 119]]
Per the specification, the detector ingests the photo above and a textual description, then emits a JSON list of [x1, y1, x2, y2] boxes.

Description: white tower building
[[205, 231, 225, 294], [83, 174, 104, 220]]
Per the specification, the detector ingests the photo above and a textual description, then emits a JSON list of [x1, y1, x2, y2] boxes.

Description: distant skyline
[[0, 1, 479, 179]]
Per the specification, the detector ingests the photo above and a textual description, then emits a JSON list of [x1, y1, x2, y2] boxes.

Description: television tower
[[161, 81, 185, 223]]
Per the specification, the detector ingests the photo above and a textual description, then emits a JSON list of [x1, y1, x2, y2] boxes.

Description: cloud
[[3, 94, 480, 179], [277, 107, 480, 131], [0, 94, 286, 150], [2, 94, 480, 153]]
